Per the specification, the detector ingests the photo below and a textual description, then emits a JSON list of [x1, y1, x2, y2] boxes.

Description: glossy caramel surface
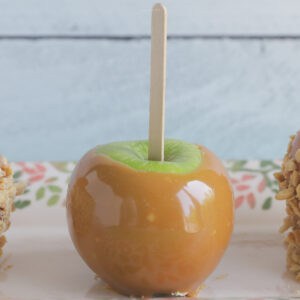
[[66, 146, 234, 297]]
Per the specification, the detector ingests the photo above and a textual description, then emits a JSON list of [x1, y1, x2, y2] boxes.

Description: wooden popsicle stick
[[148, 3, 167, 161]]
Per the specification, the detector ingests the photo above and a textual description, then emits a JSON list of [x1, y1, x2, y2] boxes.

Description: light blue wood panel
[[0, 0, 300, 35], [0, 39, 297, 161]]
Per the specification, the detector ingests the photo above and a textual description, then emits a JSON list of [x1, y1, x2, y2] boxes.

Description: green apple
[[95, 139, 202, 173]]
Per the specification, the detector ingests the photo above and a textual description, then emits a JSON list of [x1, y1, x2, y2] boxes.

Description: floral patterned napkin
[[12, 160, 280, 212]]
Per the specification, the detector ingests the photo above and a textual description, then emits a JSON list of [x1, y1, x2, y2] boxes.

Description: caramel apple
[[67, 4, 234, 297], [67, 140, 233, 296], [275, 131, 300, 280]]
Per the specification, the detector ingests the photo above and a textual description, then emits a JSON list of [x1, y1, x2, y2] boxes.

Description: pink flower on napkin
[[231, 174, 256, 209], [17, 162, 46, 184]]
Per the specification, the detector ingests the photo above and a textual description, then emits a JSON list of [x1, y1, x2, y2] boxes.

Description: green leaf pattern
[[36, 187, 45, 200], [262, 197, 272, 210], [14, 200, 31, 209], [47, 195, 60, 207]]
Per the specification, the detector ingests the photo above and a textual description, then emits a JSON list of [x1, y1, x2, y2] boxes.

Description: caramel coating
[[67, 145, 234, 297]]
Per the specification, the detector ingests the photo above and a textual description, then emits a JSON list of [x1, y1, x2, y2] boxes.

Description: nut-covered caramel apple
[[0, 156, 25, 255], [274, 131, 300, 281]]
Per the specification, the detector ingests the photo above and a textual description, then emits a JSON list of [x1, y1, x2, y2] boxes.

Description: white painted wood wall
[[1, 0, 299, 161]]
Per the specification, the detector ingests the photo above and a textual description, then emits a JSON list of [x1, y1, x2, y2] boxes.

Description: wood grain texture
[[0, 39, 298, 161], [148, 4, 167, 161], [1, 0, 300, 36]]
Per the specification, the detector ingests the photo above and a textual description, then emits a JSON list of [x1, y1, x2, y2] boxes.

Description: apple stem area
[[148, 3, 167, 162]]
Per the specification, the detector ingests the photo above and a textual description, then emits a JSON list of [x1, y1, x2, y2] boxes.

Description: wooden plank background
[[1, 0, 300, 36], [0, 0, 299, 161]]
